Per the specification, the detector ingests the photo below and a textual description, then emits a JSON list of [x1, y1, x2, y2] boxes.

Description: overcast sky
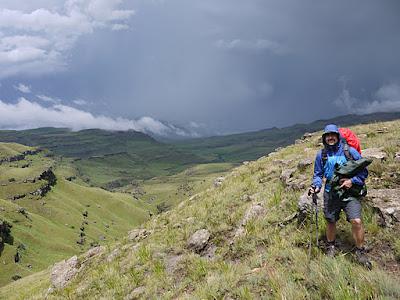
[[0, 0, 400, 136]]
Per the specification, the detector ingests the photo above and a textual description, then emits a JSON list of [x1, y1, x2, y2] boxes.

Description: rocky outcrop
[[0, 220, 13, 246], [30, 168, 57, 197], [362, 148, 387, 161], [0, 149, 42, 164], [127, 229, 152, 242], [297, 158, 313, 170], [232, 204, 266, 241], [297, 188, 324, 223], [366, 189, 400, 227], [395, 152, 400, 162], [280, 168, 308, 191], [214, 177, 225, 187], [50, 256, 80, 290], [187, 229, 210, 253]]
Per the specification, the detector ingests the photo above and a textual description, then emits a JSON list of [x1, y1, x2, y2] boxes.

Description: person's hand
[[339, 178, 353, 189], [308, 185, 320, 195]]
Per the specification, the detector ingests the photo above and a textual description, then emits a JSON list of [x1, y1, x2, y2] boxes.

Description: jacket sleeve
[[349, 147, 368, 186], [312, 150, 324, 188]]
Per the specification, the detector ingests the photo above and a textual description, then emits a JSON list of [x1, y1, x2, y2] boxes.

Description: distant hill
[[0, 112, 399, 189], [0, 128, 206, 188], [174, 112, 400, 162]]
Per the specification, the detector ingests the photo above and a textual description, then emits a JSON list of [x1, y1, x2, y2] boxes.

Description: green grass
[[2, 119, 399, 299], [0, 143, 152, 287]]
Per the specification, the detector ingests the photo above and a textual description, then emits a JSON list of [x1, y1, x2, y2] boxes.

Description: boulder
[[297, 158, 313, 170], [365, 189, 400, 227], [303, 132, 314, 139], [232, 204, 266, 242], [241, 204, 266, 226], [187, 229, 210, 253], [214, 177, 225, 187], [127, 229, 151, 242], [106, 248, 120, 263], [362, 148, 387, 160], [50, 256, 80, 289], [280, 168, 296, 185], [84, 246, 105, 260], [297, 188, 324, 223], [395, 152, 400, 162]]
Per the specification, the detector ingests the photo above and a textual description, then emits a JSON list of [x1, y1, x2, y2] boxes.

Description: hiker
[[309, 124, 371, 268]]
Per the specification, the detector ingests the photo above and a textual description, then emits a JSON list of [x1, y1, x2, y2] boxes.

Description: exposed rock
[[243, 161, 250, 165], [362, 148, 387, 161], [189, 194, 200, 201], [127, 229, 152, 242], [241, 204, 266, 226], [297, 158, 313, 170], [303, 132, 314, 139], [395, 152, 400, 162], [280, 168, 296, 184], [125, 286, 146, 300], [165, 254, 184, 275], [232, 204, 266, 242], [376, 127, 388, 134], [83, 246, 105, 260], [240, 194, 252, 202], [273, 159, 293, 166], [214, 176, 225, 187], [11, 275, 22, 281], [106, 248, 120, 262], [285, 176, 308, 191], [203, 244, 217, 260], [50, 256, 80, 289], [12, 194, 26, 200], [366, 189, 400, 227], [297, 188, 324, 223], [187, 229, 210, 253], [295, 139, 305, 145]]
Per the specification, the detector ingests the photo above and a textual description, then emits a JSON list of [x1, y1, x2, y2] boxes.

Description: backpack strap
[[342, 141, 353, 161], [321, 148, 328, 167]]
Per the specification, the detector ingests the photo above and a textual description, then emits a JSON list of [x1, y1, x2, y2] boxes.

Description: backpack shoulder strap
[[321, 148, 328, 167], [342, 142, 353, 161]]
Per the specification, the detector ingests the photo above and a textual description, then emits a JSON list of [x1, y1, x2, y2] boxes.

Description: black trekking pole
[[313, 191, 319, 248], [308, 186, 319, 259]]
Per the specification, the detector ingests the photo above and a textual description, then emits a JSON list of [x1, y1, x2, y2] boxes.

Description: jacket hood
[[322, 124, 340, 147]]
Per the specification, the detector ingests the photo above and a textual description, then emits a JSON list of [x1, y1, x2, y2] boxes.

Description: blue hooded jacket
[[312, 124, 368, 192]]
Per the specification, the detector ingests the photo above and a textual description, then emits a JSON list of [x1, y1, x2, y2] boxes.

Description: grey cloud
[[334, 83, 400, 114], [0, 0, 134, 78], [2, 0, 400, 134]]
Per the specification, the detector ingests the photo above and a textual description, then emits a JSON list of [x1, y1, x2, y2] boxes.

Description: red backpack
[[339, 128, 361, 154], [321, 128, 361, 166]]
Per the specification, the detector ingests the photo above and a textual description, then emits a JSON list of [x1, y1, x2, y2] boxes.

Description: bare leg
[[326, 222, 336, 242], [350, 218, 364, 248]]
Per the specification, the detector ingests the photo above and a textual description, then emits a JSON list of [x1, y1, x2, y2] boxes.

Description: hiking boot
[[326, 244, 336, 257], [355, 247, 372, 270]]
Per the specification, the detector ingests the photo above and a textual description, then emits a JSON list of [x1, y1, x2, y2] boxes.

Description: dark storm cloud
[[1, 0, 400, 134]]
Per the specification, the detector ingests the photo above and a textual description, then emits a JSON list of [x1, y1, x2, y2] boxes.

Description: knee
[[350, 218, 362, 226]]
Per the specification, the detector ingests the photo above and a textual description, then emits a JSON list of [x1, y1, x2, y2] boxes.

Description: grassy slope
[[3, 119, 399, 299], [0, 143, 151, 287]]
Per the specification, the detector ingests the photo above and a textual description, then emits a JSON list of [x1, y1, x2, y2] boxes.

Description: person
[[309, 124, 371, 268]]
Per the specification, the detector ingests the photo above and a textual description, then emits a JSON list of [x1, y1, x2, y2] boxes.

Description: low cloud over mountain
[[0, 97, 200, 138]]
